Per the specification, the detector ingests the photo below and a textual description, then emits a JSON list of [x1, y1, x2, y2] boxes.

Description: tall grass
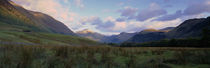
[[0, 45, 210, 68]]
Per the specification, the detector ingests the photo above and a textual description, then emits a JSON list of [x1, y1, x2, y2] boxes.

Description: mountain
[[166, 17, 210, 38], [0, 0, 103, 46], [160, 27, 175, 32], [76, 29, 137, 43], [0, 0, 75, 35], [126, 29, 166, 43], [126, 17, 210, 43], [104, 32, 138, 43], [76, 29, 106, 41]]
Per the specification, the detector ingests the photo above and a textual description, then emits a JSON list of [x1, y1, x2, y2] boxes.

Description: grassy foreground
[[0, 45, 210, 68]]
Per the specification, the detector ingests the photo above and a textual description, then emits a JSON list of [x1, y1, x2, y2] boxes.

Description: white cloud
[[145, 18, 182, 29]]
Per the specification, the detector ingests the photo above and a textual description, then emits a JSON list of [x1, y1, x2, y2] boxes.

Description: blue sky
[[12, 0, 210, 35]]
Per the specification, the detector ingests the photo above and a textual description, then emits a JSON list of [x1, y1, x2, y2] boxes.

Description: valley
[[0, 0, 210, 68]]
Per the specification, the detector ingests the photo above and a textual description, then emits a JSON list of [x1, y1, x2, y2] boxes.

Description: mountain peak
[[160, 27, 175, 32], [120, 32, 127, 34], [140, 28, 159, 33], [142, 29, 158, 32], [140, 28, 165, 34], [77, 29, 95, 34]]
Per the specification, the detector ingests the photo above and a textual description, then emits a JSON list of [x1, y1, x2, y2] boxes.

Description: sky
[[11, 0, 210, 35]]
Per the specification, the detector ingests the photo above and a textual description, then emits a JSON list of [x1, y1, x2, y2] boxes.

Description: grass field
[[0, 31, 102, 46], [0, 45, 210, 68]]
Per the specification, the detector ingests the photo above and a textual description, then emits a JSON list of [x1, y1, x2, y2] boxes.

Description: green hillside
[[0, 0, 75, 35], [0, 0, 44, 32], [0, 31, 102, 46]]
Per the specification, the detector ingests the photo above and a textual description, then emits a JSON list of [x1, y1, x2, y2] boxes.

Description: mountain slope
[[160, 27, 175, 32], [126, 29, 166, 43], [76, 29, 137, 43], [126, 17, 210, 43], [0, 0, 75, 35], [104, 32, 138, 43], [0, 31, 102, 46], [0, 0, 103, 46], [166, 17, 210, 38], [76, 29, 106, 41]]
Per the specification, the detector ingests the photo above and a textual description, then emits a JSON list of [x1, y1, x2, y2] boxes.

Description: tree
[[201, 28, 210, 46]]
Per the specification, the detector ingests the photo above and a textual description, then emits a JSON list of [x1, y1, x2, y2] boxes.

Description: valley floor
[[0, 45, 210, 68]]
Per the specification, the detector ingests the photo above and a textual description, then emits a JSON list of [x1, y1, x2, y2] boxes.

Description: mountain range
[[0, 0, 102, 46], [76, 29, 106, 41], [127, 17, 210, 43], [76, 28, 174, 43], [1, 0, 210, 46], [76, 29, 138, 43], [77, 16, 210, 44]]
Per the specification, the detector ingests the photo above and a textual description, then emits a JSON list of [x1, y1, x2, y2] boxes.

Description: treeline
[[120, 29, 210, 47]]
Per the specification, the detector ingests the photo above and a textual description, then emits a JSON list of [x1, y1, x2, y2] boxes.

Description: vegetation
[[0, 45, 210, 68], [0, 3, 45, 32], [0, 1, 210, 68], [0, 31, 101, 46]]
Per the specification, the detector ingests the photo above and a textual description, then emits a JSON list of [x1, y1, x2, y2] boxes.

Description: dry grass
[[0, 45, 210, 68]]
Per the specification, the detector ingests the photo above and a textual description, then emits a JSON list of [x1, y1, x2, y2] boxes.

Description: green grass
[[0, 45, 209, 68], [0, 31, 101, 46]]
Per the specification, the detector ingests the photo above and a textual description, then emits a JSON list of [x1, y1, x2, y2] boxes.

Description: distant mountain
[[76, 29, 137, 43], [104, 32, 138, 43], [126, 17, 210, 43], [160, 27, 175, 32], [76, 29, 106, 41], [126, 29, 166, 43], [0, 0, 75, 35]]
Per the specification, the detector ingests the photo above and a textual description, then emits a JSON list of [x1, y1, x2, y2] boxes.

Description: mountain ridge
[[76, 29, 106, 41], [76, 29, 138, 43], [0, 0, 75, 35], [126, 17, 210, 43]]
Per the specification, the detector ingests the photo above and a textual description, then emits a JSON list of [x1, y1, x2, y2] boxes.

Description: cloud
[[79, 16, 139, 32], [118, 6, 138, 18], [116, 17, 126, 22], [156, 0, 210, 21], [156, 10, 182, 21], [79, 16, 115, 32], [135, 3, 167, 21], [183, 1, 210, 15], [117, 3, 167, 22], [145, 18, 182, 29], [74, 0, 84, 8]]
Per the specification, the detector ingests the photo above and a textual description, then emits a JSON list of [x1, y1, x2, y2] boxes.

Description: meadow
[[0, 44, 210, 68]]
